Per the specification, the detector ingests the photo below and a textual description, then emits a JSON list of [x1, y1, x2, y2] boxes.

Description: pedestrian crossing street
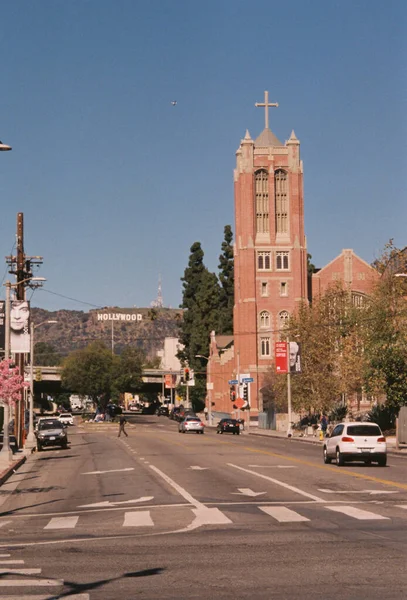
[[0, 552, 90, 600], [2, 502, 407, 537]]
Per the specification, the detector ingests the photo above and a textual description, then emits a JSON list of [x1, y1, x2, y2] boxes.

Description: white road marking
[[81, 467, 134, 475], [228, 463, 324, 502], [0, 568, 41, 575], [149, 464, 205, 509], [0, 522, 11, 529], [44, 516, 79, 529], [260, 506, 310, 522], [0, 579, 63, 587], [0, 560, 24, 564], [319, 489, 398, 495], [396, 505, 407, 509], [78, 496, 154, 508], [326, 505, 390, 520], [0, 596, 89, 600], [231, 488, 266, 497], [248, 465, 297, 469], [189, 466, 208, 470], [123, 511, 154, 527]]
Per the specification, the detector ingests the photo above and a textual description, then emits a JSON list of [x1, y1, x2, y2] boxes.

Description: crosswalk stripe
[[44, 516, 79, 530], [123, 511, 154, 527], [0, 597, 89, 600], [326, 506, 390, 520], [0, 568, 41, 574], [0, 560, 25, 564], [0, 555, 10, 557], [259, 506, 310, 522], [0, 578, 63, 587], [396, 505, 407, 510]]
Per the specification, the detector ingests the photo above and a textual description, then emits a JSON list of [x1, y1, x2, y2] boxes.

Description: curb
[[0, 455, 27, 487]]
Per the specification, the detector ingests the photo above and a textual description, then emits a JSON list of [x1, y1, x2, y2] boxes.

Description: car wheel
[[336, 448, 344, 466], [201, 431, 204, 434], [220, 430, 223, 434], [61, 442, 68, 449], [323, 447, 332, 464], [236, 431, 240, 435], [377, 455, 387, 467], [37, 444, 42, 452], [364, 459, 372, 466]]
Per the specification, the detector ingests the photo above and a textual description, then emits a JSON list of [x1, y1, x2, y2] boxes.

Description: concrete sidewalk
[[0, 447, 33, 487]]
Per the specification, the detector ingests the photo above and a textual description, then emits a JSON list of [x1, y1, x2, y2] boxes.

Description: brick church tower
[[233, 92, 308, 414]]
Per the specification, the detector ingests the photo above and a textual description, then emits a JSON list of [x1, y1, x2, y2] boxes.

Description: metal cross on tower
[[255, 91, 279, 130]]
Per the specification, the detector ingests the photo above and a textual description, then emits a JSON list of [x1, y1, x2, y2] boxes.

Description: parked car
[[35, 418, 68, 451], [217, 418, 240, 435], [177, 409, 196, 422], [129, 404, 138, 412], [169, 407, 181, 420], [179, 417, 205, 434], [58, 413, 74, 427], [156, 405, 169, 417], [323, 422, 387, 466]]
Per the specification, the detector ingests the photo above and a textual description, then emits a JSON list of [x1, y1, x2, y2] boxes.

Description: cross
[[255, 91, 279, 130]]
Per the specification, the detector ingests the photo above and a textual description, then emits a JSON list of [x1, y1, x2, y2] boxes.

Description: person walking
[[118, 415, 128, 437]]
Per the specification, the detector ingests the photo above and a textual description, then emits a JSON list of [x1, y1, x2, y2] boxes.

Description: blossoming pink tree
[[0, 360, 28, 465]]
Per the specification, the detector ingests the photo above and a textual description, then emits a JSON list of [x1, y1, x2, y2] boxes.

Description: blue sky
[[1, 0, 406, 312]]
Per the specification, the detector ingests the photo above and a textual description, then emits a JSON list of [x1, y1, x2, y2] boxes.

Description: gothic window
[[279, 310, 290, 329], [261, 282, 268, 297], [260, 337, 271, 357], [258, 251, 271, 271], [352, 292, 367, 308], [276, 251, 289, 270], [275, 169, 288, 234], [255, 169, 269, 234], [260, 311, 270, 329]]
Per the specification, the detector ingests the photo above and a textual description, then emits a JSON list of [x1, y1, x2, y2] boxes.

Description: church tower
[[233, 92, 308, 414]]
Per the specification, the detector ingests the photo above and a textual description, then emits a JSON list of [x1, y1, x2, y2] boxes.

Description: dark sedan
[[217, 418, 240, 435], [35, 418, 68, 451]]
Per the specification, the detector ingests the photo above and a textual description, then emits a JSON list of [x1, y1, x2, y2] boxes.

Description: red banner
[[275, 342, 288, 374], [165, 374, 177, 389]]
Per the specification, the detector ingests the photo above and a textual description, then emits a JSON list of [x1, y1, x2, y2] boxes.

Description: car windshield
[[347, 425, 382, 436], [38, 420, 61, 430], [223, 419, 237, 424], [186, 418, 200, 422], [60, 414, 72, 418]]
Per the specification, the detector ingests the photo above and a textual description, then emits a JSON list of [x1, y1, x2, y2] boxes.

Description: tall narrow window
[[258, 252, 271, 270], [280, 282, 287, 296], [260, 311, 270, 329], [276, 251, 289, 270], [279, 310, 289, 329], [261, 282, 268, 297], [260, 337, 271, 357], [255, 169, 269, 233], [275, 169, 288, 234]]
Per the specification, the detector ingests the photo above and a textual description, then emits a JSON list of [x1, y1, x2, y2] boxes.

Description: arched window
[[275, 169, 288, 234], [260, 310, 270, 328], [255, 169, 269, 233], [279, 310, 289, 329]]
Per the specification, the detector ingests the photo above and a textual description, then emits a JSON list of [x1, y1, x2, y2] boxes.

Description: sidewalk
[[0, 447, 33, 487]]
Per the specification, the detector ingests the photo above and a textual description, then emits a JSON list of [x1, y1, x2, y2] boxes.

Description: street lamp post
[[26, 319, 58, 449], [195, 354, 212, 426]]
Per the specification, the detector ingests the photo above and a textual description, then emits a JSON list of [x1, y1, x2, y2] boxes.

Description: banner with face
[[10, 300, 31, 354]]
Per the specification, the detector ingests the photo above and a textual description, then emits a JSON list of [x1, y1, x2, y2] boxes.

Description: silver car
[[179, 417, 205, 434]]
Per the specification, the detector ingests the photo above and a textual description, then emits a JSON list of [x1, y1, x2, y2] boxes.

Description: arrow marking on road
[[318, 489, 398, 495], [189, 466, 208, 470], [81, 467, 135, 475], [78, 496, 154, 508], [232, 488, 266, 497]]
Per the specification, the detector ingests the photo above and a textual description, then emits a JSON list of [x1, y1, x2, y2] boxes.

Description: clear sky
[[1, 0, 406, 312]]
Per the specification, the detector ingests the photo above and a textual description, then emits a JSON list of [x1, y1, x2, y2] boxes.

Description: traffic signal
[[230, 385, 236, 402], [243, 384, 248, 402], [184, 367, 190, 382]]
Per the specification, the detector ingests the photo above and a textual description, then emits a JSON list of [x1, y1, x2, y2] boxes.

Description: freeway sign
[[228, 379, 238, 385], [241, 377, 254, 383]]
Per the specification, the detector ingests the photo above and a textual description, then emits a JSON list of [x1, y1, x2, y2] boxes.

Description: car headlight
[[38, 433, 45, 438]]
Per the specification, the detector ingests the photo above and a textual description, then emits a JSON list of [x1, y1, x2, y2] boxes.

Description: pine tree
[[218, 225, 234, 334]]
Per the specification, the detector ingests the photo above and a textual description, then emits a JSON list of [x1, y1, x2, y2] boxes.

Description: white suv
[[324, 422, 387, 467], [58, 413, 74, 427]]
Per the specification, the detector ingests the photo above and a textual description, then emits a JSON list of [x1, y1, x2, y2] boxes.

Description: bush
[[328, 405, 348, 423], [366, 403, 396, 432]]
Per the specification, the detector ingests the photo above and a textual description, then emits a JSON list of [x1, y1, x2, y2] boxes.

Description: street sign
[[234, 397, 245, 409], [241, 377, 254, 383], [228, 379, 238, 385]]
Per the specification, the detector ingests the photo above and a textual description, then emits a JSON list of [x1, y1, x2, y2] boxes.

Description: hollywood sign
[[97, 313, 143, 322]]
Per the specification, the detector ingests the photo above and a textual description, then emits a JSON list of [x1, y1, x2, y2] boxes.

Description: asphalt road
[[0, 415, 406, 599]]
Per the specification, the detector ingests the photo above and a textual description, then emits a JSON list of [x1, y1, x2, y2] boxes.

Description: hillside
[[31, 306, 182, 362]]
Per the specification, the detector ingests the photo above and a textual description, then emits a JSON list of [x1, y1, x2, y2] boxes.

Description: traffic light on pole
[[243, 384, 248, 402], [230, 385, 236, 402], [184, 367, 190, 382]]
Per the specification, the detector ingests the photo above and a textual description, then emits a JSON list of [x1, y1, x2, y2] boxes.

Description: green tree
[[61, 341, 114, 406], [218, 225, 234, 334], [110, 347, 144, 401], [34, 342, 61, 366]]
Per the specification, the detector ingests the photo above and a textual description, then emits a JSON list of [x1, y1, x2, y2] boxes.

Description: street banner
[[165, 374, 177, 389], [289, 341, 302, 374], [0, 301, 5, 355], [275, 341, 288, 373], [10, 300, 31, 354]]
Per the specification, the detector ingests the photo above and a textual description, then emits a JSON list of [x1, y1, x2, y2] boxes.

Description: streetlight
[[26, 319, 58, 449], [195, 354, 213, 426], [1, 277, 46, 458]]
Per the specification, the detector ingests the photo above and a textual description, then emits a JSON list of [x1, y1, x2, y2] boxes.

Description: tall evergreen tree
[[218, 225, 234, 334]]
